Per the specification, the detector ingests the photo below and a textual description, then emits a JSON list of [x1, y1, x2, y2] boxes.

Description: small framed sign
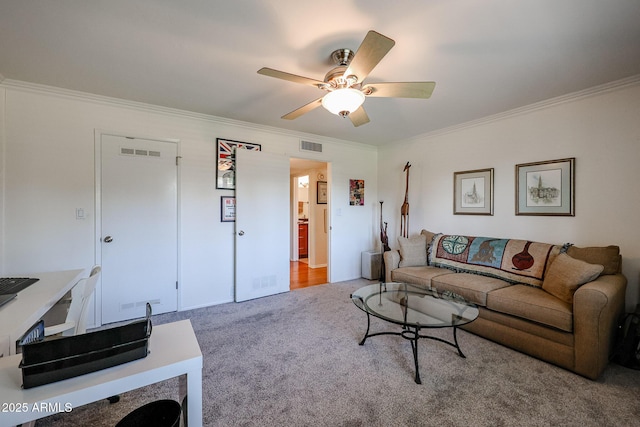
[[317, 181, 327, 204], [221, 196, 236, 222]]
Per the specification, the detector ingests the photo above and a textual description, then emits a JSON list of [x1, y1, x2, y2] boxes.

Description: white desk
[[0, 319, 203, 426], [0, 269, 84, 355]]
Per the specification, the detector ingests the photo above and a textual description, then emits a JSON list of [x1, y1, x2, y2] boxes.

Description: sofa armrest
[[573, 273, 627, 379], [383, 250, 400, 283]]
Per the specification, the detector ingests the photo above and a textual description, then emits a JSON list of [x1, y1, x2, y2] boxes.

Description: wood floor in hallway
[[290, 261, 327, 290]]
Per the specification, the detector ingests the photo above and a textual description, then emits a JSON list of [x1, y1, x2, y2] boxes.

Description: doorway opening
[[290, 159, 328, 289]]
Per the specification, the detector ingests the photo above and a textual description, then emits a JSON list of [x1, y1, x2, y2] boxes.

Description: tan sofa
[[383, 230, 627, 380]]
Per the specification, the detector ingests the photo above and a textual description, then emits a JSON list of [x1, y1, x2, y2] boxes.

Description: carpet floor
[[36, 279, 640, 426]]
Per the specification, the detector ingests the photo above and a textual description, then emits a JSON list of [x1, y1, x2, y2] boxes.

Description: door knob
[[104, 236, 113, 243], [238, 231, 245, 236]]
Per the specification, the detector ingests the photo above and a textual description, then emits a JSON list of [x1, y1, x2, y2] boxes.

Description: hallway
[[290, 261, 327, 290]]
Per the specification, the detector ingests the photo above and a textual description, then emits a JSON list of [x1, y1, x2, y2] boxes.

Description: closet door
[[100, 134, 178, 323]]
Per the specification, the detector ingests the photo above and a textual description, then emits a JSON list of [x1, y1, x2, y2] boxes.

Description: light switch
[[76, 208, 85, 219]]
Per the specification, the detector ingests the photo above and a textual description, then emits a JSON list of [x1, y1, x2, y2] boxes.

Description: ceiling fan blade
[[344, 31, 395, 83], [349, 106, 370, 127], [281, 97, 324, 120], [257, 67, 324, 88], [362, 82, 436, 98]]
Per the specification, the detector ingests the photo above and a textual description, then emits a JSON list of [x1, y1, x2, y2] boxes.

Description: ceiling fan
[[257, 30, 436, 127]]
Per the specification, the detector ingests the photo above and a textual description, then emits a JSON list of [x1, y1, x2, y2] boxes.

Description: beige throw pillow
[[398, 234, 427, 267], [542, 253, 604, 304]]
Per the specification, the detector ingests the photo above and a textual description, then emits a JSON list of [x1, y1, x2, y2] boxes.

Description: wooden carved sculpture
[[379, 201, 390, 252], [400, 162, 411, 238]]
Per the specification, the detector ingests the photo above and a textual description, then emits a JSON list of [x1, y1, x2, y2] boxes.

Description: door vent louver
[[300, 140, 322, 153], [120, 299, 161, 311], [120, 147, 161, 158]]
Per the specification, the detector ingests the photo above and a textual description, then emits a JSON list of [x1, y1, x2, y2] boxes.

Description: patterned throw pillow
[[542, 253, 604, 304], [398, 234, 428, 267]]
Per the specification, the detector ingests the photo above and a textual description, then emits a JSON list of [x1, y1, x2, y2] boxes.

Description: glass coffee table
[[351, 282, 479, 384]]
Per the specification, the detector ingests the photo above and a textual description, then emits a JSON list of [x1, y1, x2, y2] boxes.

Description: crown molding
[[396, 73, 640, 145], [0, 79, 375, 151]]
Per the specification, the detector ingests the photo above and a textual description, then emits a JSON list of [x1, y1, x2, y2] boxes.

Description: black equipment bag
[[611, 309, 640, 370]]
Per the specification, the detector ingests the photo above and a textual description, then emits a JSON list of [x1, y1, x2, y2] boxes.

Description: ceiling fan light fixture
[[321, 88, 365, 117]]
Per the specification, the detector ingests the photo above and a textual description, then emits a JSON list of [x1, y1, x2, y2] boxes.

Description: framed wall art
[[221, 196, 236, 222], [516, 157, 575, 216], [349, 179, 364, 206], [454, 168, 494, 215], [317, 181, 327, 204], [216, 138, 261, 190]]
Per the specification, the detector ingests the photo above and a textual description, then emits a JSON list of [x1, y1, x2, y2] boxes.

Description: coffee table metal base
[[358, 310, 466, 384]]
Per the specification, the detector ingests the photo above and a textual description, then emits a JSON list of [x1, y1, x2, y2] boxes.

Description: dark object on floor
[[115, 399, 182, 427], [611, 309, 640, 370]]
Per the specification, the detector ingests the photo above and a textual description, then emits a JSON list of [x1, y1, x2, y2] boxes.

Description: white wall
[[378, 79, 640, 311], [0, 81, 378, 322]]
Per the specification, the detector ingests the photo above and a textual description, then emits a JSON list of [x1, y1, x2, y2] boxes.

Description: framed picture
[[221, 196, 236, 222], [216, 138, 261, 190], [349, 179, 364, 206], [516, 157, 575, 216], [454, 168, 494, 215], [317, 181, 327, 204]]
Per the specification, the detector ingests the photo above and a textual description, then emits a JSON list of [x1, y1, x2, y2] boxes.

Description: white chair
[[44, 265, 101, 337]]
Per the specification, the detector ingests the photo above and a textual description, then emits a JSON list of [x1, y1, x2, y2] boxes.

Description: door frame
[[93, 129, 181, 327], [289, 159, 331, 280]]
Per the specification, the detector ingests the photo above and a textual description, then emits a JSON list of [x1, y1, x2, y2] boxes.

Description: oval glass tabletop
[[351, 282, 479, 328]]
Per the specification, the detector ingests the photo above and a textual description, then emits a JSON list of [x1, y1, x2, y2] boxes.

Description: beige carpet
[[36, 279, 640, 426]]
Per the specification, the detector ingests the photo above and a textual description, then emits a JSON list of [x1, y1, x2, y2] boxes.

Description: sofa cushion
[[420, 229, 438, 249], [431, 273, 511, 307], [430, 234, 561, 287], [398, 234, 427, 267], [486, 285, 573, 332], [542, 253, 604, 304], [566, 245, 620, 275], [391, 266, 453, 289]]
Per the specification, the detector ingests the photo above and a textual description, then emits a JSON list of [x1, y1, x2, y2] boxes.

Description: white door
[[100, 134, 178, 323], [235, 149, 290, 302]]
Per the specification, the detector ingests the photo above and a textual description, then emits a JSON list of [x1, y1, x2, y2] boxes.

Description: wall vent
[[300, 140, 322, 153]]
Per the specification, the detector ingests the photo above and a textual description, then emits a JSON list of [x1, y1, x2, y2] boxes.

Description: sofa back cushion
[[430, 234, 562, 287], [565, 245, 620, 275]]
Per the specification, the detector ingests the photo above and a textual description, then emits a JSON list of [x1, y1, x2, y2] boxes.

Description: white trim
[[0, 78, 376, 151], [0, 87, 5, 275], [2, 75, 638, 149], [93, 130, 102, 325], [393, 73, 640, 145]]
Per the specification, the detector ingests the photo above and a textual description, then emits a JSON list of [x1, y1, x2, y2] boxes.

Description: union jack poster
[[216, 138, 261, 189]]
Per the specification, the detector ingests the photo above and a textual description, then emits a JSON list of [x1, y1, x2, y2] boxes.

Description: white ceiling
[[1, 1, 639, 146]]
